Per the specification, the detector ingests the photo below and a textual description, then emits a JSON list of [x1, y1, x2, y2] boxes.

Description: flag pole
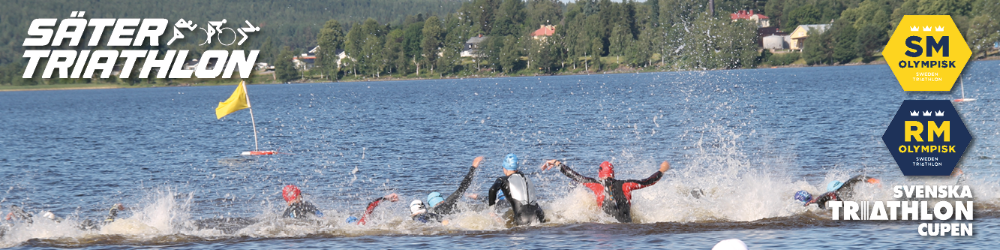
[[243, 81, 260, 151]]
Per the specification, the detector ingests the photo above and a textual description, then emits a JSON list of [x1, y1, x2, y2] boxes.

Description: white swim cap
[[712, 239, 748, 250], [409, 200, 426, 214], [42, 211, 56, 220]]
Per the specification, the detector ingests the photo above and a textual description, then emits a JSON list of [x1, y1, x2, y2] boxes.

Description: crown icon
[[922, 110, 932, 116], [910, 110, 920, 116], [935, 26, 944, 32], [911, 26, 920, 32], [935, 110, 945, 116], [923, 26, 932, 32]]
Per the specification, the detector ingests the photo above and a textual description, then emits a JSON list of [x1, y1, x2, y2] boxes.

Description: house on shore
[[462, 35, 487, 58], [730, 10, 770, 28], [789, 24, 831, 51], [758, 27, 790, 50], [530, 25, 555, 41], [293, 46, 351, 70], [292, 46, 317, 70]]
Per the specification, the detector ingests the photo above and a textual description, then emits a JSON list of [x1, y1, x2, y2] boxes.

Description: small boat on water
[[953, 78, 975, 103]]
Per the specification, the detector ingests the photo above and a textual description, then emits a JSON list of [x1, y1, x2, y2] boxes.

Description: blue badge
[[881, 100, 971, 176]]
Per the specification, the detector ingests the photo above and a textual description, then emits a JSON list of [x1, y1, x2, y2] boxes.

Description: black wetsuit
[[430, 165, 477, 215], [488, 171, 545, 226], [282, 201, 322, 219], [412, 212, 444, 223], [557, 163, 663, 223], [807, 175, 877, 209], [836, 175, 876, 200]]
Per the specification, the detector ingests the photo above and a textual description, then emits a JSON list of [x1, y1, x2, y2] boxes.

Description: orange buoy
[[241, 151, 276, 156]]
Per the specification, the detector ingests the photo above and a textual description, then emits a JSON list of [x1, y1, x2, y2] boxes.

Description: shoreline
[[2, 57, 996, 92]]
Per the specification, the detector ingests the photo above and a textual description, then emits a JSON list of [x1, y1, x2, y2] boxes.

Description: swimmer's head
[[794, 190, 812, 203], [427, 192, 444, 207], [503, 154, 519, 171], [598, 161, 615, 179], [827, 181, 844, 192], [410, 200, 427, 215], [282, 185, 301, 203]]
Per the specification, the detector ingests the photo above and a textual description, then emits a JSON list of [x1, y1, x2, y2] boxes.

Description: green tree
[[494, 0, 527, 36], [274, 47, 297, 82], [365, 36, 384, 77], [966, 14, 999, 58], [527, 0, 562, 30], [786, 5, 821, 27], [609, 24, 632, 64], [345, 23, 364, 76], [259, 37, 275, 64], [831, 20, 857, 64], [854, 23, 888, 63], [590, 37, 604, 71], [500, 35, 521, 73], [438, 14, 466, 75], [802, 29, 833, 65], [316, 19, 345, 80], [765, 0, 785, 27], [384, 29, 405, 74], [421, 16, 444, 73]]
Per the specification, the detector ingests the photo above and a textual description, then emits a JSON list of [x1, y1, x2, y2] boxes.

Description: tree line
[[2, 0, 998, 85], [291, 0, 999, 82], [768, 0, 999, 66], [293, 0, 765, 82]]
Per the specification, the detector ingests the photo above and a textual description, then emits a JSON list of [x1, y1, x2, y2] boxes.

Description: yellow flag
[[215, 81, 250, 119]]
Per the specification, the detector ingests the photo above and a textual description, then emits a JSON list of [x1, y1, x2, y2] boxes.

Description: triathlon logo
[[883, 15, 971, 91], [881, 100, 971, 176], [21, 11, 260, 79]]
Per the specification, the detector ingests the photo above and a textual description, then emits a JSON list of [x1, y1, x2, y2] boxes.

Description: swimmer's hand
[[489, 211, 503, 224], [384, 193, 399, 202], [659, 161, 670, 173], [442, 219, 450, 226], [472, 156, 484, 168], [540, 160, 561, 171]]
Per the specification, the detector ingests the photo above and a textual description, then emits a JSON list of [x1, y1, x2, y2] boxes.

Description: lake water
[[2, 62, 999, 249]]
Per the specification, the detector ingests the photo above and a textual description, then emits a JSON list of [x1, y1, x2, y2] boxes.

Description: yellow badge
[[883, 15, 971, 91]]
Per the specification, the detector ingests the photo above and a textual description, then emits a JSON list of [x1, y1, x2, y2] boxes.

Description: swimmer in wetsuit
[[487, 154, 545, 226], [409, 200, 448, 224], [542, 160, 670, 223], [409, 156, 483, 225], [5, 204, 124, 232], [796, 174, 880, 209], [425, 156, 483, 215], [281, 184, 398, 225], [281, 184, 324, 219]]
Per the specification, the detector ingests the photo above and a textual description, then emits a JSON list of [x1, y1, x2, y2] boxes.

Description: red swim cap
[[282, 185, 301, 202], [599, 161, 615, 179]]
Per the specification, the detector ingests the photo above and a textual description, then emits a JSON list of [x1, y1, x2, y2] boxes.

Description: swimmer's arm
[[556, 162, 598, 184], [623, 162, 669, 190], [441, 163, 479, 209], [358, 193, 398, 225], [487, 178, 504, 206]]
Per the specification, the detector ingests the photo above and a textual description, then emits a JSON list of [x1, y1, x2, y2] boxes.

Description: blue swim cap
[[427, 192, 444, 207], [346, 216, 359, 224], [503, 154, 518, 171], [827, 181, 844, 192], [794, 191, 812, 203]]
